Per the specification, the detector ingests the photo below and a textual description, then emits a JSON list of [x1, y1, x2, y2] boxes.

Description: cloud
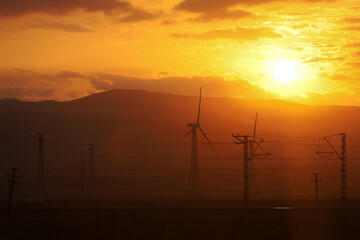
[[90, 73, 278, 99], [118, 10, 161, 23], [189, 9, 254, 22], [23, 19, 95, 33], [0, 0, 134, 17], [344, 26, 360, 31], [343, 18, 360, 23], [175, 0, 277, 13], [175, 0, 336, 13], [302, 56, 344, 63], [161, 19, 176, 25], [291, 91, 360, 106], [172, 27, 282, 41], [344, 42, 360, 48], [346, 62, 360, 68], [0, 0, 160, 23], [0, 69, 278, 101], [2, 69, 360, 106], [0, 69, 92, 101]]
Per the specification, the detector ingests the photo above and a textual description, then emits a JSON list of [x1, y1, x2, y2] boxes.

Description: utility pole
[[316, 133, 346, 205], [232, 134, 269, 207], [7, 168, 23, 219], [311, 173, 321, 206]]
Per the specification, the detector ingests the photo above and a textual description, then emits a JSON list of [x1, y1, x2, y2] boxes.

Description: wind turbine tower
[[36, 124, 61, 199], [87, 120, 102, 199], [184, 88, 215, 199]]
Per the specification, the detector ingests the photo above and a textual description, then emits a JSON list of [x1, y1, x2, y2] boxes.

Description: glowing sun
[[272, 59, 298, 83]]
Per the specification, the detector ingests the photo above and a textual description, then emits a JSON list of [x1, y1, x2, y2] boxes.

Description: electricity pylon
[[249, 113, 258, 196], [232, 134, 270, 207], [316, 133, 346, 205], [7, 167, 23, 218], [184, 88, 215, 200]]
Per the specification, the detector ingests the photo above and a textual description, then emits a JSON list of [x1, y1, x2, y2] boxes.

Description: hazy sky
[[0, 0, 359, 105]]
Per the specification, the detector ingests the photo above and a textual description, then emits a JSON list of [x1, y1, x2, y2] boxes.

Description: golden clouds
[[0, 0, 359, 105], [172, 27, 282, 40]]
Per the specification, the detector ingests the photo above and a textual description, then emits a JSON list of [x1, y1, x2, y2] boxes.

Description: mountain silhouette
[[0, 89, 359, 202]]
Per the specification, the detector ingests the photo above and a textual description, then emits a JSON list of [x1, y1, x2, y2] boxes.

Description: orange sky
[[0, 0, 360, 105]]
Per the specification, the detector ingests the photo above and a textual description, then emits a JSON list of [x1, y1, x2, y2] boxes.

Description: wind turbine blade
[[198, 126, 215, 151], [197, 87, 202, 125], [183, 129, 193, 137], [253, 112, 258, 140], [43, 122, 62, 135]]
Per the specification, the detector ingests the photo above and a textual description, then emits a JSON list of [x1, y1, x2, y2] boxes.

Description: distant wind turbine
[[184, 88, 215, 199], [15, 119, 62, 200], [36, 124, 62, 200], [87, 119, 102, 199]]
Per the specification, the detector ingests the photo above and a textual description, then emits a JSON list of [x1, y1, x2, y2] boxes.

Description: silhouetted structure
[[311, 172, 321, 205], [7, 167, 23, 218], [184, 88, 215, 200], [87, 120, 102, 199], [232, 134, 270, 207], [317, 133, 346, 204], [36, 124, 61, 199], [80, 153, 86, 200]]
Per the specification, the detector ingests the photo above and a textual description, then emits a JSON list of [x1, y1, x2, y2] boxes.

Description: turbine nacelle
[[184, 88, 215, 152], [187, 123, 198, 128]]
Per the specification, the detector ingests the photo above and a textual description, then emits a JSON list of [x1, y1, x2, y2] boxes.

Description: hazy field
[[1, 206, 360, 240]]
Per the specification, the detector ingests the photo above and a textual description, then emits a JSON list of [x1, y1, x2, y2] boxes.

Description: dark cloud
[[189, 9, 254, 22], [175, 0, 277, 13], [118, 10, 161, 23], [0, 0, 133, 17], [0, 0, 161, 23], [0, 87, 55, 99], [172, 27, 282, 41], [161, 19, 176, 25], [0, 69, 90, 101], [55, 71, 87, 78], [175, 0, 336, 13]]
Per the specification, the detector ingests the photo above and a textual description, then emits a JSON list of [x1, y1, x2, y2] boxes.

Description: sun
[[272, 59, 298, 83]]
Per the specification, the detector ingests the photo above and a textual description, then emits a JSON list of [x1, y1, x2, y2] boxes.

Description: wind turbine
[[36, 123, 61, 200], [15, 119, 62, 200], [87, 120, 102, 199], [184, 88, 215, 199]]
